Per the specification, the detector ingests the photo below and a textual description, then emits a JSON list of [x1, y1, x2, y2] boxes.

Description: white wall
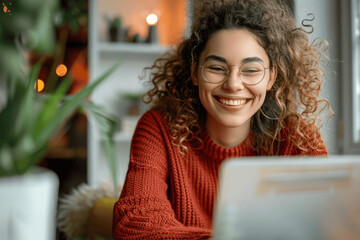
[[295, 0, 340, 154]]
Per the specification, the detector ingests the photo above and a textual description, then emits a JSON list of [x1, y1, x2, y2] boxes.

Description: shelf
[[98, 42, 170, 55], [45, 147, 87, 159]]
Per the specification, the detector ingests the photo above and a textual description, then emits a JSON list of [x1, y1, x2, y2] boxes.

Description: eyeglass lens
[[202, 61, 266, 85]]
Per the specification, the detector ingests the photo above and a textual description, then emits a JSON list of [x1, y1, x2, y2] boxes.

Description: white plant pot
[[0, 167, 59, 240]]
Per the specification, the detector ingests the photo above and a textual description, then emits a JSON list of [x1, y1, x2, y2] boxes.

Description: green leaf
[[103, 136, 118, 197], [26, 6, 56, 53], [13, 62, 41, 138], [81, 101, 119, 134], [35, 61, 122, 147], [69, 19, 79, 33], [14, 145, 47, 175], [0, 145, 14, 175], [0, 44, 24, 81], [0, 59, 41, 176], [81, 101, 120, 196], [32, 76, 71, 139], [0, 81, 27, 148]]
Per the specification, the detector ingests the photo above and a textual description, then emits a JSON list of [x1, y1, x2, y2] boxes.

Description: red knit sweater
[[112, 110, 328, 239]]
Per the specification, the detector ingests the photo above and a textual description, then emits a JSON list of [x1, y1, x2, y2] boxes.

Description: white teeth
[[219, 98, 247, 106]]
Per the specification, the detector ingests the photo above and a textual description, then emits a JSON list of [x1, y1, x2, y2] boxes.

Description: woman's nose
[[222, 68, 245, 91]]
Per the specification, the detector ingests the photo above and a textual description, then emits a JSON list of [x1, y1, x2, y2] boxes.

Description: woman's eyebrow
[[204, 55, 264, 64], [204, 55, 227, 63], [241, 57, 264, 64]]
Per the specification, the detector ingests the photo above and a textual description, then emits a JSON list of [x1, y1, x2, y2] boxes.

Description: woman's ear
[[266, 66, 277, 90], [191, 63, 199, 86]]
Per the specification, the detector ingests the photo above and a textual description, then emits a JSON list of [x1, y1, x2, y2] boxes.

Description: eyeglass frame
[[198, 60, 270, 86]]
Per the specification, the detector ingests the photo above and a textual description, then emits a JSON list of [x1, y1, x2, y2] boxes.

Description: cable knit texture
[[112, 110, 328, 239]]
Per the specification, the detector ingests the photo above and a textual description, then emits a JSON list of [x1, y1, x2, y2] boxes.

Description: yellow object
[[34, 79, 45, 92], [86, 197, 117, 240]]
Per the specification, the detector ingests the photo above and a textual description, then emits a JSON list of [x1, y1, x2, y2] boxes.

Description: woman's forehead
[[200, 29, 269, 65]]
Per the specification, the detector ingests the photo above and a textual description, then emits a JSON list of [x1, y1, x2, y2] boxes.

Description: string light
[[146, 13, 158, 25], [34, 79, 45, 92], [56, 64, 67, 77]]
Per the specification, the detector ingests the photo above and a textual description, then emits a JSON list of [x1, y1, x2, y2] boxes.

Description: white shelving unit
[[88, 0, 169, 187], [98, 42, 169, 54], [88, 0, 191, 187]]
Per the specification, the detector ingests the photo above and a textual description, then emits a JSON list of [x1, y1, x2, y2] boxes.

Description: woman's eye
[[241, 62, 264, 74], [241, 68, 260, 74], [208, 66, 227, 72]]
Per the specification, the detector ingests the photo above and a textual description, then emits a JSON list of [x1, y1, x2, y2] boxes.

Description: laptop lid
[[213, 155, 360, 240]]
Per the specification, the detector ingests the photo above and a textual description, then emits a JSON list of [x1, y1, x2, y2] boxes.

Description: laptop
[[213, 155, 360, 240]]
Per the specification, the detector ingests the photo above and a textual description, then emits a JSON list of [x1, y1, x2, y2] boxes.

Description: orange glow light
[[56, 64, 68, 77], [146, 13, 158, 25], [34, 79, 45, 92], [2, 2, 11, 15]]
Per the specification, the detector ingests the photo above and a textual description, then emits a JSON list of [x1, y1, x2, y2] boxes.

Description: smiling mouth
[[216, 97, 250, 106]]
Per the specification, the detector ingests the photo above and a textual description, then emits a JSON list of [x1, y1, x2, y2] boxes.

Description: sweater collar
[[201, 130, 256, 161]]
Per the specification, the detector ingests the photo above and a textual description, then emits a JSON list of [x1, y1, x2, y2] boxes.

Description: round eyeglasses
[[199, 61, 269, 86]]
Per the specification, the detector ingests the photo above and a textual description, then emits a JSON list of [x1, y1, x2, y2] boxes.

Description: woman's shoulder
[[141, 108, 164, 118], [282, 117, 319, 137], [138, 109, 166, 125], [279, 117, 327, 155], [135, 109, 170, 136]]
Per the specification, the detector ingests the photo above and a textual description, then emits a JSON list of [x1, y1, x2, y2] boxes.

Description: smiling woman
[[112, 0, 333, 239], [192, 29, 276, 147]]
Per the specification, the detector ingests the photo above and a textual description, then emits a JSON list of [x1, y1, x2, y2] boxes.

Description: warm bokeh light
[[2, 2, 11, 15], [34, 79, 45, 92], [56, 64, 68, 77], [146, 13, 158, 25]]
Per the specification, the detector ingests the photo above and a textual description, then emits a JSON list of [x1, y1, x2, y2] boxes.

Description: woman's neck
[[206, 118, 251, 148]]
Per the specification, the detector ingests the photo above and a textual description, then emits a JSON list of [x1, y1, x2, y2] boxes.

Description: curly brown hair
[[141, 0, 332, 155]]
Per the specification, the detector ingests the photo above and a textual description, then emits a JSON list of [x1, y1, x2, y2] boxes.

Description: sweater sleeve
[[112, 111, 211, 240]]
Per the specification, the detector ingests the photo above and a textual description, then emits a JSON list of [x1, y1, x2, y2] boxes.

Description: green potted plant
[[104, 15, 128, 42], [0, 1, 120, 239], [109, 16, 122, 42]]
